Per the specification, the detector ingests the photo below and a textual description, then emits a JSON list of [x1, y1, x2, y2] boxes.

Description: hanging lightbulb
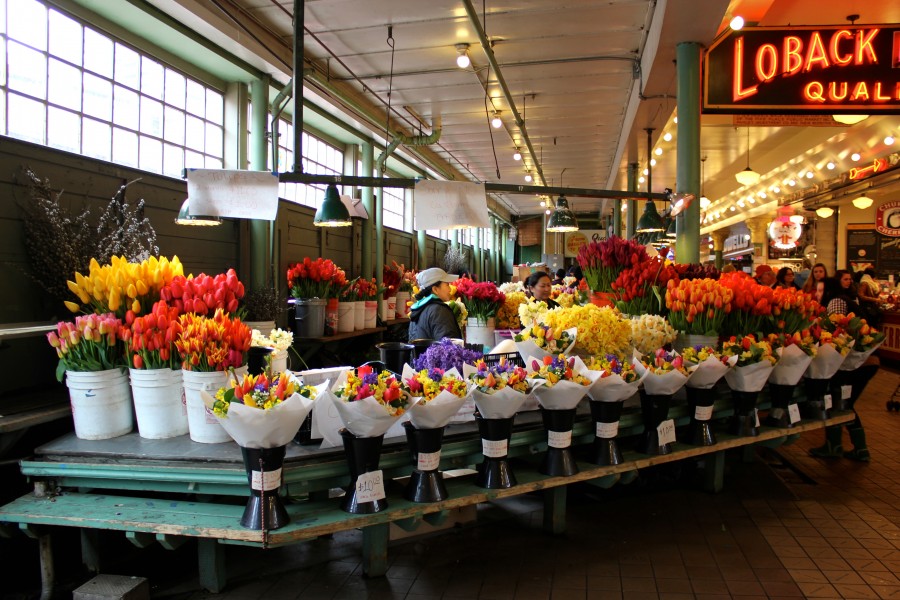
[[886, 136, 896, 146], [851, 152, 861, 161], [524, 172, 533, 183], [650, 158, 657, 167], [663, 132, 672, 142], [455, 43, 471, 68], [654, 147, 663, 156], [730, 15, 745, 30], [491, 111, 502, 128], [513, 149, 522, 161], [826, 161, 835, 170]]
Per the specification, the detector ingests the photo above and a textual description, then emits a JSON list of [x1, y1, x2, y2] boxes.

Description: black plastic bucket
[[375, 342, 414, 375], [408, 338, 436, 363]]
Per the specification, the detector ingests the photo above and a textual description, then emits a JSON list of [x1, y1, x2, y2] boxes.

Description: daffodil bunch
[[467, 357, 530, 393], [250, 327, 293, 353], [495, 290, 527, 329], [515, 322, 575, 354], [553, 289, 576, 308], [721, 334, 778, 367], [828, 313, 886, 352], [527, 354, 591, 387], [446, 298, 468, 331], [403, 367, 468, 404], [629, 314, 676, 356], [66, 255, 184, 318], [47, 313, 125, 379], [211, 371, 306, 417], [335, 364, 408, 416], [588, 353, 639, 384], [540, 305, 631, 356], [518, 299, 550, 329]]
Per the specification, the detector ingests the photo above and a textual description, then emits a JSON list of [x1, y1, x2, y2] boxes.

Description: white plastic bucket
[[380, 301, 391, 322], [272, 350, 288, 373], [354, 301, 366, 331], [395, 292, 410, 318], [181, 369, 231, 444], [466, 317, 496, 349], [129, 368, 188, 439], [338, 302, 355, 333], [65, 369, 133, 440], [364, 300, 377, 329], [244, 321, 276, 335]]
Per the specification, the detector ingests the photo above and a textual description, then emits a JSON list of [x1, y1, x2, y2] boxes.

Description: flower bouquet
[[765, 332, 817, 428], [286, 257, 345, 300], [121, 301, 187, 439], [455, 278, 506, 348], [718, 272, 775, 338], [611, 255, 679, 315], [48, 313, 133, 440], [586, 354, 646, 465], [681, 345, 735, 446], [394, 262, 416, 318], [576, 236, 648, 300], [804, 321, 854, 419], [446, 297, 469, 334], [722, 335, 778, 436], [517, 299, 551, 329], [665, 278, 732, 350], [540, 304, 631, 357], [514, 323, 577, 361], [399, 365, 470, 502], [330, 364, 418, 513], [201, 371, 321, 530], [463, 357, 533, 489], [495, 290, 526, 330], [633, 349, 697, 455], [414, 338, 482, 377], [526, 354, 600, 476], [629, 314, 676, 356], [839, 313, 885, 371]]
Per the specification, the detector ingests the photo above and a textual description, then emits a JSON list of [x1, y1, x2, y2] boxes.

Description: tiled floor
[[108, 367, 900, 598]]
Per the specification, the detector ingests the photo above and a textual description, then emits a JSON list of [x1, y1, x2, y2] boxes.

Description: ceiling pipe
[[461, 0, 546, 187], [376, 117, 443, 175]]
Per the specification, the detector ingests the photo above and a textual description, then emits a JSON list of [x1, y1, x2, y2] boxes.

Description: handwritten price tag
[[417, 450, 441, 472], [548, 430, 572, 449], [788, 404, 801, 424], [204, 405, 218, 424], [355, 470, 385, 503], [657, 419, 676, 446], [841, 385, 852, 400], [694, 405, 714, 421], [182, 389, 188, 415], [482, 438, 508, 458], [824, 394, 833, 410], [250, 468, 282, 491], [596, 421, 619, 438], [754, 409, 760, 428]]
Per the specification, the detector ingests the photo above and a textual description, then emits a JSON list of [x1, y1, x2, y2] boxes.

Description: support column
[[417, 230, 427, 270], [474, 228, 482, 280], [747, 217, 770, 265], [375, 186, 384, 310], [361, 143, 374, 280], [626, 163, 638, 240], [711, 229, 729, 270], [249, 76, 270, 291], [675, 42, 702, 265], [613, 200, 622, 237]]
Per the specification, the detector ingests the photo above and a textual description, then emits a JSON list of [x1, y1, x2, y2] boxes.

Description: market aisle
[[154, 367, 900, 600]]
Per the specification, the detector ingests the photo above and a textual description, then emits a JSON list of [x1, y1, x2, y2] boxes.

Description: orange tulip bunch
[[665, 278, 733, 336], [718, 272, 775, 337], [768, 287, 823, 334], [176, 308, 251, 372]]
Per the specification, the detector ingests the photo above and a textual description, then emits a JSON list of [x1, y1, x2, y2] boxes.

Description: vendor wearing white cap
[[408, 267, 462, 341]]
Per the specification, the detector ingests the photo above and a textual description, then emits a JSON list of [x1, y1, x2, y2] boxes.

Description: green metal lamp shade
[[665, 216, 677, 238], [174, 199, 222, 226], [546, 195, 579, 232], [635, 199, 665, 233], [314, 183, 352, 227]]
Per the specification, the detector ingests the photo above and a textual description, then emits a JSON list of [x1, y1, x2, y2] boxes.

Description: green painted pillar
[[675, 42, 702, 265], [715, 250, 723, 269], [375, 186, 384, 310], [613, 200, 622, 237], [474, 227, 482, 280], [249, 76, 270, 291], [626, 163, 638, 240], [361, 143, 374, 280], [417, 230, 427, 270]]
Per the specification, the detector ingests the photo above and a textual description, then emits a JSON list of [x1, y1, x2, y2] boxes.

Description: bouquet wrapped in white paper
[[400, 365, 471, 429], [526, 354, 600, 410], [463, 357, 533, 419], [329, 365, 418, 438]]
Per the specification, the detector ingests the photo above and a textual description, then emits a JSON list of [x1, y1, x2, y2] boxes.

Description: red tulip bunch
[[286, 257, 347, 299], [454, 278, 506, 319], [121, 301, 182, 370], [576, 236, 648, 292], [159, 269, 245, 317], [611, 255, 679, 315]]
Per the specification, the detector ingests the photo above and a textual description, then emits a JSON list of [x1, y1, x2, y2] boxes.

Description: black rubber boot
[[843, 427, 870, 462], [809, 426, 843, 458]]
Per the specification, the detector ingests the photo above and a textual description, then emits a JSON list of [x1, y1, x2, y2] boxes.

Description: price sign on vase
[[755, 409, 760, 428], [841, 385, 852, 400], [482, 438, 508, 458], [548, 430, 573, 448], [824, 394, 833, 410], [250, 468, 282, 492], [596, 421, 619, 438], [355, 470, 386, 503], [657, 419, 676, 446], [788, 404, 801, 425], [417, 451, 441, 472], [694, 405, 714, 421]]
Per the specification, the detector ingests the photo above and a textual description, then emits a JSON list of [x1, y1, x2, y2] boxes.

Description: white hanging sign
[[414, 180, 491, 230], [186, 169, 279, 220]]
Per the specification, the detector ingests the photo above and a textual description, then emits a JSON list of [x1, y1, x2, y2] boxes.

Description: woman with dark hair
[[524, 271, 559, 309], [802, 263, 828, 294], [775, 267, 800, 289], [823, 270, 860, 316], [407, 268, 462, 341], [551, 268, 566, 286]]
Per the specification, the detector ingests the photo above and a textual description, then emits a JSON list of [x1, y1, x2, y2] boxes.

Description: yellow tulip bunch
[[66, 255, 184, 317], [540, 304, 631, 356]]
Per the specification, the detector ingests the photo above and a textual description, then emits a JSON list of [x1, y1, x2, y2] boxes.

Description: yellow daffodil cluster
[[518, 298, 549, 329], [495, 291, 527, 329], [553, 290, 576, 308], [66, 255, 184, 317], [540, 305, 631, 356], [630, 314, 676, 356]]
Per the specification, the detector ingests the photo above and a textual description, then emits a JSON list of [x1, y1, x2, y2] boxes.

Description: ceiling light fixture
[[663, 132, 673, 142], [832, 114, 868, 125], [851, 152, 861, 161], [816, 206, 835, 218], [730, 15, 745, 30], [546, 195, 579, 232], [313, 183, 353, 227], [806, 171, 814, 179], [455, 43, 471, 68], [787, 179, 796, 186], [650, 158, 657, 167], [524, 171, 533, 183], [175, 199, 222, 226], [491, 111, 502, 128], [827, 161, 835, 170], [699, 155, 710, 209], [852, 193, 873, 209], [513, 149, 522, 161], [772, 186, 780, 193], [886, 136, 896, 146], [735, 127, 760, 185], [654, 147, 663, 156], [789, 215, 804, 224], [636, 128, 665, 234], [638, 176, 645, 183]]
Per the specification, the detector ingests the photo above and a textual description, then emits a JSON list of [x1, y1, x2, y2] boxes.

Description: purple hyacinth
[[414, 338, 483, 373]]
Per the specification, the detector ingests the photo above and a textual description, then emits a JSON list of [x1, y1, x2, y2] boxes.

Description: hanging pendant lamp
[[314, 183, 352, 227], [851, 193, 873, 209], [175, 199, 222, 226], [546, 195, 579, 232], [735, 128, 760, 186], [665, 216, 677, 238], [635, 200, 665, 233]]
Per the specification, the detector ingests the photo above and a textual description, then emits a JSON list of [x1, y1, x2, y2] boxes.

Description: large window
[[381, 186, 405, 231], [0, 0, 224, 175], [271, 117, 344, 209]]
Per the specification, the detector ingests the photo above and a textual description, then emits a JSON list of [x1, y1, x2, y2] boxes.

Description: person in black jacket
[[408, 268, 462, 341]]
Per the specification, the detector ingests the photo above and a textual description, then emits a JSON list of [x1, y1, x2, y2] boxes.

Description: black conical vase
[[829, 370, 852, 412], [730, 390, 760, 436], [475, 413, 517, 489], [637, 391, 673, 455], [539, 407, 578, 477], [685, 387, 717, 446], [240, 445, 289, 530], [403, 422, 448, 503], [589, 400, 624, 466], [803, 377, 829, 421], [339, 429, 388, 514], [247, 346, 274, 376], [765, 383, 798, 428]]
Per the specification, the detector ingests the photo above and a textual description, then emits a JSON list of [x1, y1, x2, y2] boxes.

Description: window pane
[[205, 123, 222, 158], [48, 58, 81, 110], [7, 93, 44, 143], [184, 149, 204, 169], [204, 155, 222, 169], [164, 68, 185, 109], [0, 43, 7, 91], [139, 135, 162, 173], [0, 92, 5, 135], [141, 56, 163, 100], [205, 89, 223, 125], [163, 106, 184, 144], [114, 42, 139, 89], [8, 0, 46, 50], [48, 9, 82, 66], [112, 127, 138, 167], [139, 96, 162, 136], [8, 42, 47, 98], [82, 73, 112, 120], [83, 29, 113, 77], [82, 117, 111, 161], [185, 115, 204, 151], [163, 143, 183, 178], [185, 79, 204, 116], [47, 106, 80, 153], [0, 0, 6, 35], [113, 84, 138, 129]]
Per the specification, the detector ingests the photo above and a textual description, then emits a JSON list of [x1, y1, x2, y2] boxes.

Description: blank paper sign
[[414, 180, 491, 230], [186, 169, 279, 221]]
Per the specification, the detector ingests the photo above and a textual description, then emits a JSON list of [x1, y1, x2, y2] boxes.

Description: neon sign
[[849, 158, 889, 180], [704, 25, 900, 114]]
